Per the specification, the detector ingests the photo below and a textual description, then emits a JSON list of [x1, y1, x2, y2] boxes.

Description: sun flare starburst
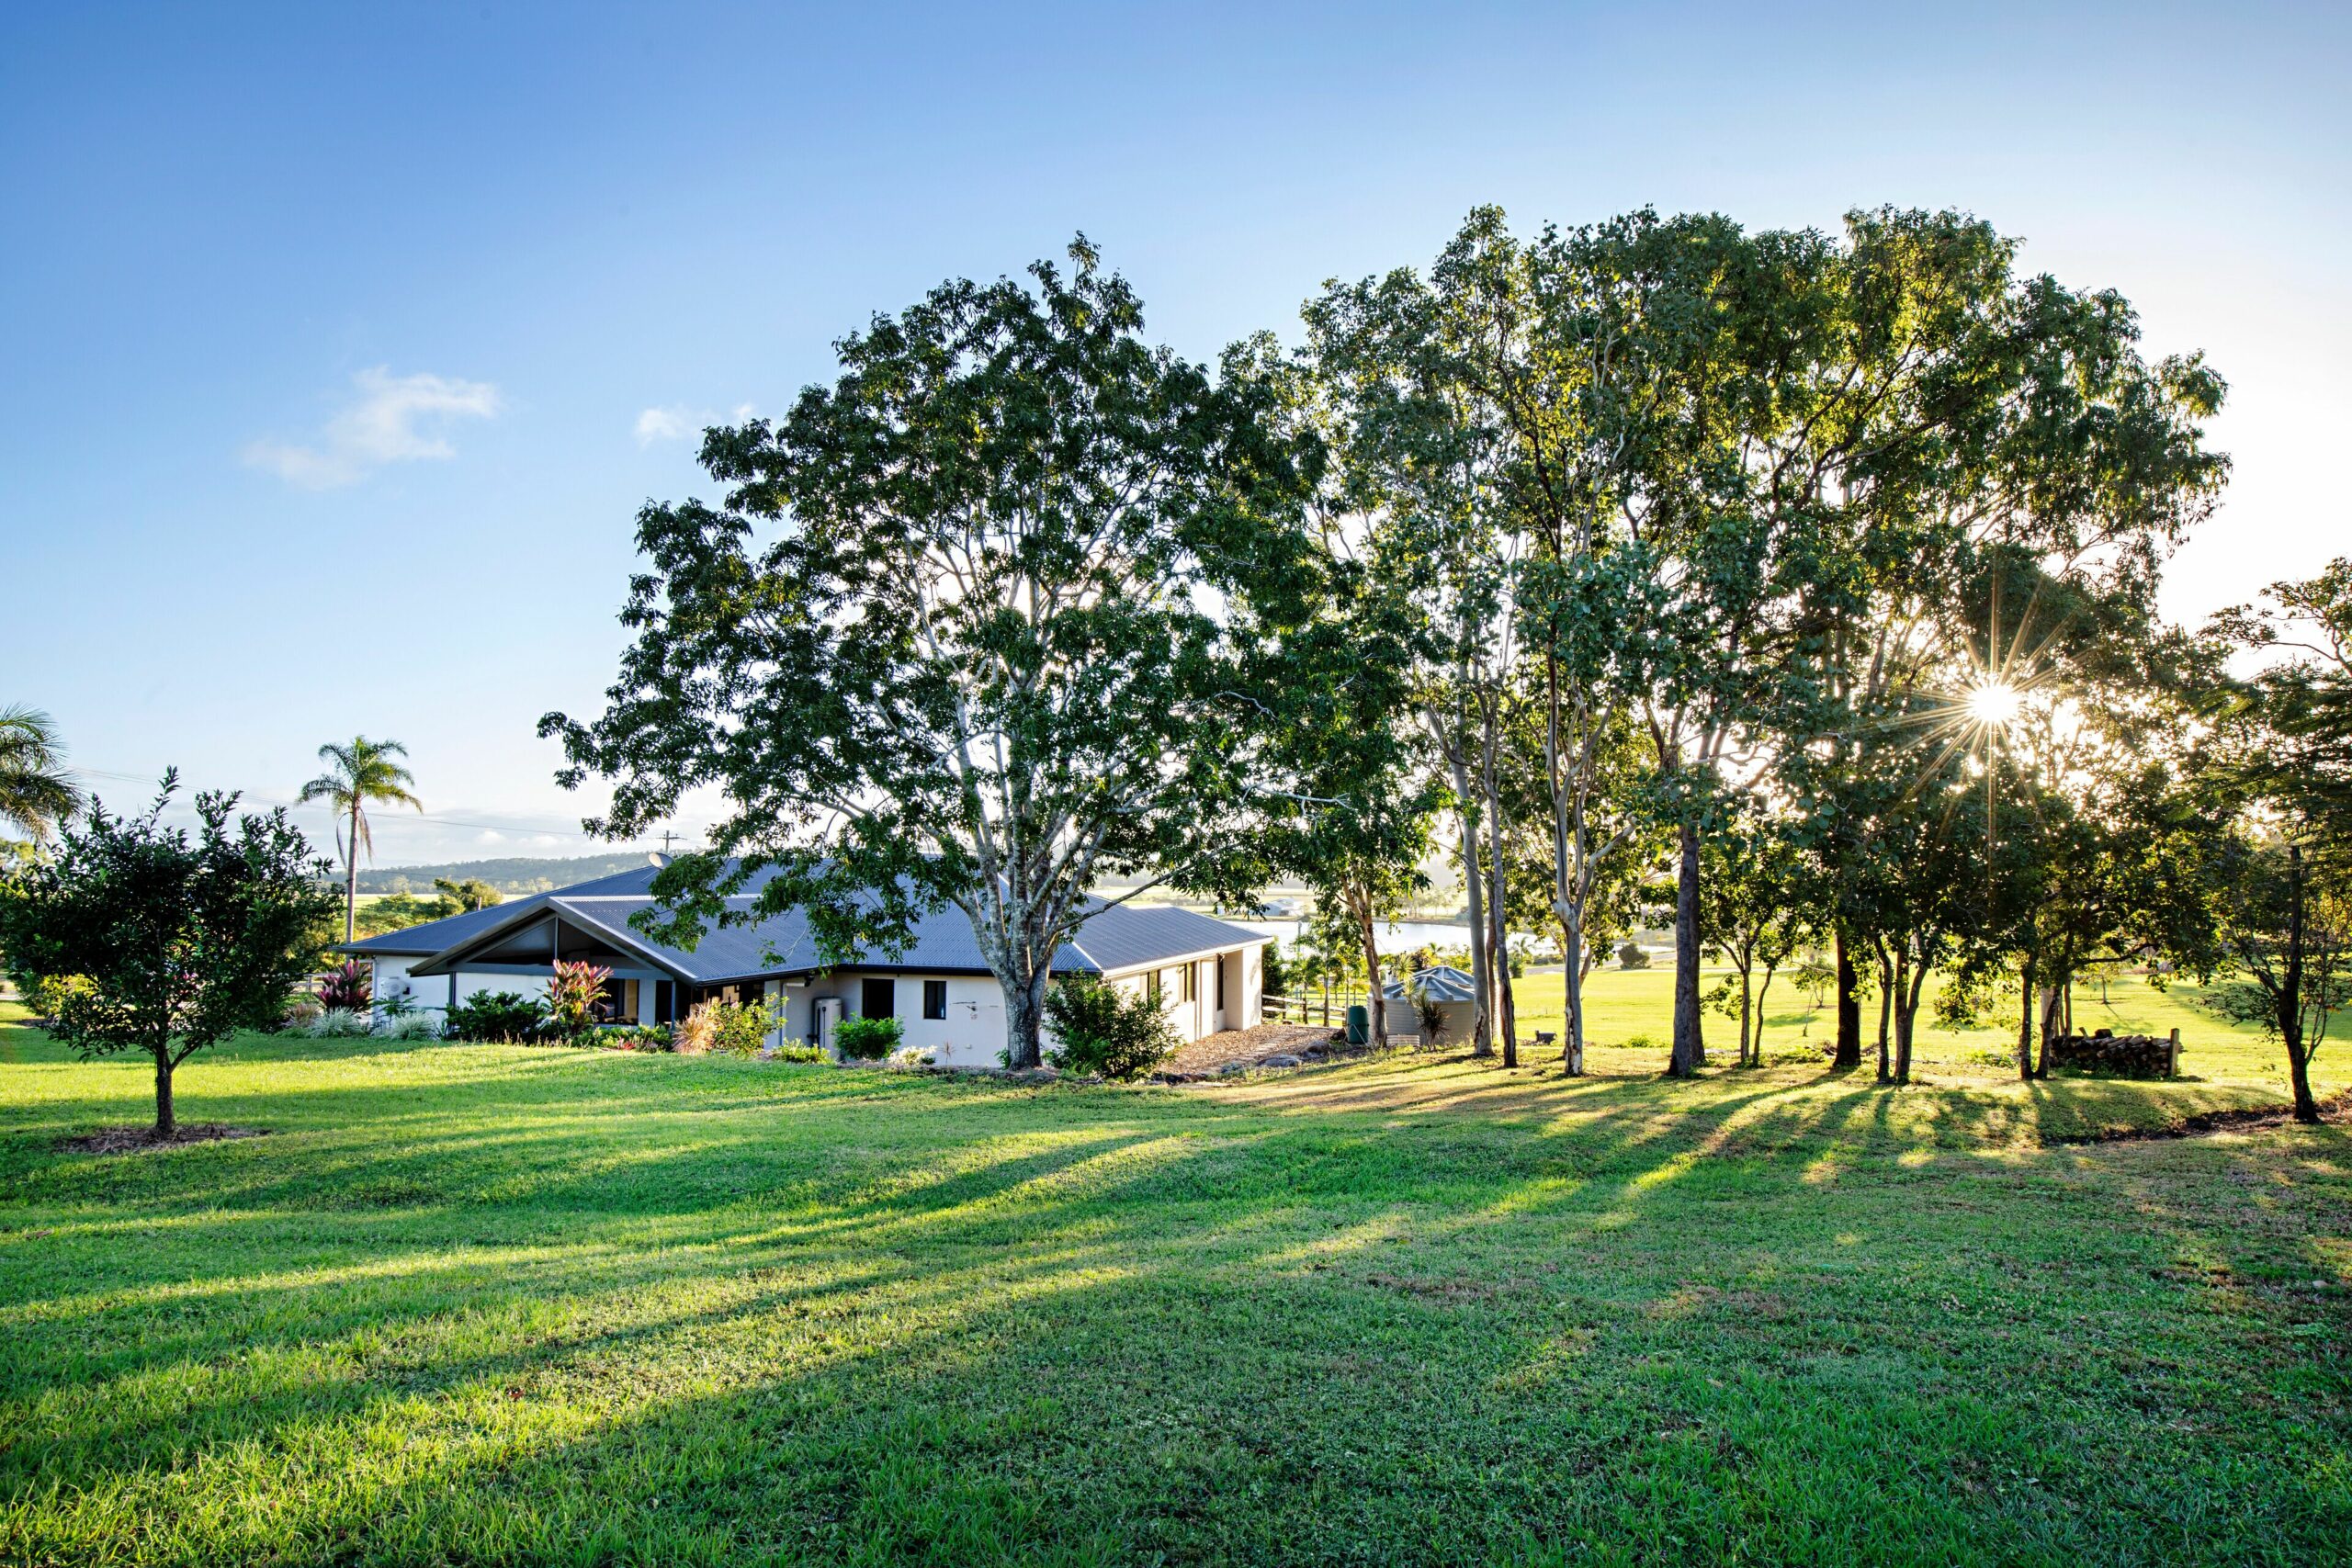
[[1965, 680, 2022, 728]]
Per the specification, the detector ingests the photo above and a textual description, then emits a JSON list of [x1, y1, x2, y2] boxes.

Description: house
[[336, 859, 1269, 1066]]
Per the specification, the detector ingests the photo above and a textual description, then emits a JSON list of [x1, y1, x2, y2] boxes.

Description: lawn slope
[[0, 1008, 2346, 1566]]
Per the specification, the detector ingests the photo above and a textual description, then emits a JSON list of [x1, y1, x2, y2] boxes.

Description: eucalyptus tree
[[299, 736, 421, 942], [1221, 333, 1442, 1054], [1764, 210, 2227, 1069], [1571, 212, 1833, 1077], [543, 241, 1320, 1068], [0, 705, 82, 843], [1304, 220, 1532, 1061]]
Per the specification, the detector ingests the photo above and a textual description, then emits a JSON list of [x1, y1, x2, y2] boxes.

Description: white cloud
[[634, 405, 695, 445], [634, 401, 757, 446], [244, 367, 501, 489]]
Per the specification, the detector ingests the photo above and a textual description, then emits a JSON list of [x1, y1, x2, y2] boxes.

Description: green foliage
[[831, 1013, 903, 1063], [445, 990, 545, 1043], [353, 893, 460, 937], [676, 998, 776, 1056], [300, 1007, 373, 1039], [1615, 942, 1649, 970], [0, 773, 337, 1132], [1043, 974, 1177, 1079], [298, 736, 423, 943], [431, 876, 503, 911], [18, 970, 88, 1021], [541, 239, 1320, 1070]]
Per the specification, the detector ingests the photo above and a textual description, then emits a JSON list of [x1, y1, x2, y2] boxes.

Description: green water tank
[[1345, 1003, 1369, 1045]]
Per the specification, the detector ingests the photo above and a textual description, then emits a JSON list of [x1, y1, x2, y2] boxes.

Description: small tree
[[0, 774, 337, 1135], [2193, 835, 2348, 1122]]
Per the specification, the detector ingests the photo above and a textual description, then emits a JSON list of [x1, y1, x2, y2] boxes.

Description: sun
[[1966, 680, 2022, 727]]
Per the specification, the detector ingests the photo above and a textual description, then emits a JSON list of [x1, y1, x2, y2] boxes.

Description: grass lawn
[[1, 981, 2346, 1566]]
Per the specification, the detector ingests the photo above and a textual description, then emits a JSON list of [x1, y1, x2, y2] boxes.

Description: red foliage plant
[[318, 960, 371, 1010]]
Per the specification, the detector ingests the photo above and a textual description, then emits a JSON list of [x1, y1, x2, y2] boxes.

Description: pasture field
[[0, 984, 2346, 1566]]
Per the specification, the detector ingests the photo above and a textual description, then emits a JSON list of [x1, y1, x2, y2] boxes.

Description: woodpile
[[2047, 1028, 2180, 1078]]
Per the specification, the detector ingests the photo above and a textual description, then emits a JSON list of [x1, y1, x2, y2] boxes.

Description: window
[[922, 979, 948, 1020], [653, 980, 674, 1024], [861, 976, 895, 1018], [1146, 971, 1161, 1004], [1215, 957, 1225, 1010], [596, 977, 639, 1022], [1180, 963, 1196, 1003]]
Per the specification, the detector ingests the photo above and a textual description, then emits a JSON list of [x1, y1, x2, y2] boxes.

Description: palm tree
[[299, 737, 422, 942], [0, 705, 83, 842]]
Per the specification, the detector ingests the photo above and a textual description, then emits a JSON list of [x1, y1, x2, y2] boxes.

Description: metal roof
[[344, 861, 1266, 984], [1381, 964, 1479, 1002]]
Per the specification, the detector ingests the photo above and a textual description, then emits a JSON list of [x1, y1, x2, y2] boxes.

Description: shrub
[[279, 994, 324, 1031], [1616, 941, 1650, 970], [543, 960, 612, 1042], [445, 990, 546, 1043], [673, 1004, 717, 1055], [302, 1007, 373, 1038], [888, 1044, 936, 1068], [1044, 974, 1176, 1079], [771, 1041, 828, 1064], [832, 1013, 903, 1062], [373, 1011, 442, 1041], [678, 998, 776, 1055], [604, 1023, 675, 1052], [1412, 990, 1449, 1046], [319, 960, 372, 1010]]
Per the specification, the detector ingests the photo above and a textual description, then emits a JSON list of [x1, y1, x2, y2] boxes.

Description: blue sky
[[4, 1, 2346, 864]]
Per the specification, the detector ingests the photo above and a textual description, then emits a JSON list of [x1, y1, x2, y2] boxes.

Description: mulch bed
[[62, 1124, 267, 1155], [1158, 1022, 1348, 1080]]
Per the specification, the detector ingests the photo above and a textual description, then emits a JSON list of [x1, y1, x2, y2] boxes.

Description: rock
[[1218, 1061, 1250, 1076], [1260, 1054, 1304, 1068]]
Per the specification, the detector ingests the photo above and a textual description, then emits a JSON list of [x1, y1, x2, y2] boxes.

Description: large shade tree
[[299, 736, 422, 942], [544, 241, 1318, 1068]]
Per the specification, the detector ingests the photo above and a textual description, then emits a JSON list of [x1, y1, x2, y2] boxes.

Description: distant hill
[[355, 853, 664, 895]]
